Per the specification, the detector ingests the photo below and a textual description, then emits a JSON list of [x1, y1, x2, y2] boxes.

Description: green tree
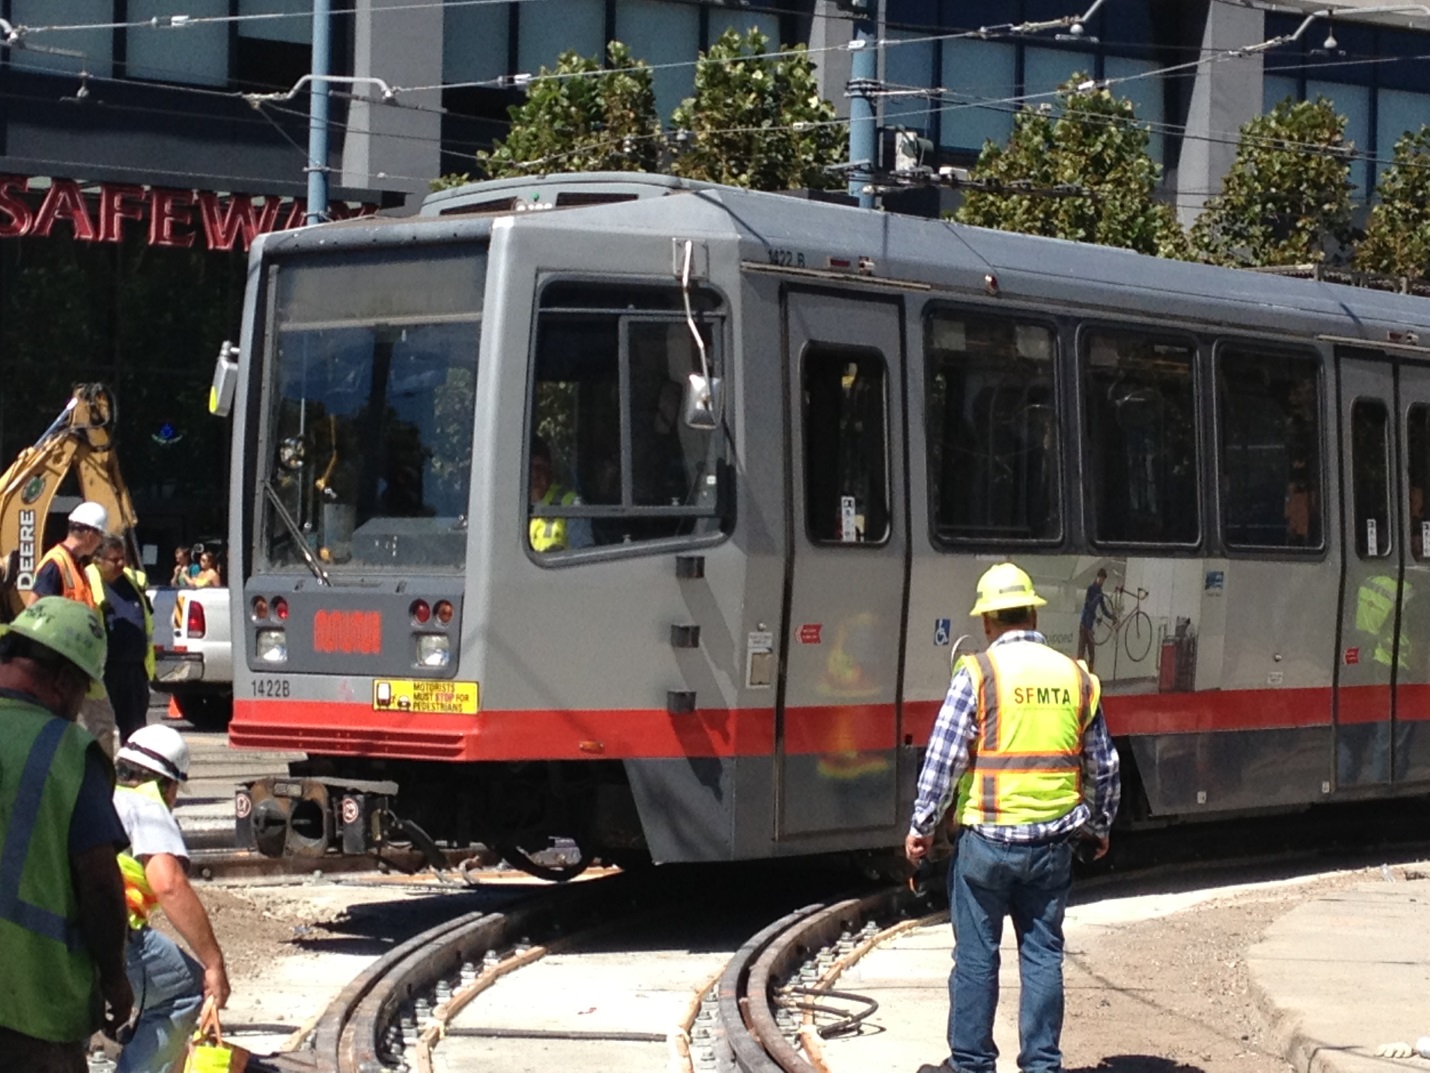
[[434, 41, 661, 188], [669, 27, 844, 191], [1190, 97, 1354, 267], [954, 76, 1189, 259], [1356, 125, 1430, 282]]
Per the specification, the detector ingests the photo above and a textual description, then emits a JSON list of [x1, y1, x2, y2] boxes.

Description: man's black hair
[[992, 606, 1036, 626]]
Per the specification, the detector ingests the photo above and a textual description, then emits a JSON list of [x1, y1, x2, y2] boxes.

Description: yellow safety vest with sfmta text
[[954, 641, 1098, 827]]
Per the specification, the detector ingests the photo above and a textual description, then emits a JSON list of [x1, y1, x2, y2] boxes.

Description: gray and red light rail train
[[221, 170, 1430, 874]]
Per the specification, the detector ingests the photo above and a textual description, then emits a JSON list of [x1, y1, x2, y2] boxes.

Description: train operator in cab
[[906, 562, 1121, 1073], [528, 436, 591, 553]]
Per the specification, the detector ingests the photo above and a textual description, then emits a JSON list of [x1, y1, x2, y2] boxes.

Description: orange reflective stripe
[[37, 546, 95, 607]]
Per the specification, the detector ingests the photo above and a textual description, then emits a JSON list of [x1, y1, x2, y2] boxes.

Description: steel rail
[[333, 874, 633, 1072], [719, 886, 923, 1073]]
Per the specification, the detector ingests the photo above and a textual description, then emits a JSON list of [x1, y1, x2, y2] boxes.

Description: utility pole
[[307, 0, 332, 225], [842, 0, 877, 209]]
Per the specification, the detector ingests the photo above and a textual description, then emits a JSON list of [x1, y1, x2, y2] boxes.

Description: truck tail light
[[186, 599, 206, 639]]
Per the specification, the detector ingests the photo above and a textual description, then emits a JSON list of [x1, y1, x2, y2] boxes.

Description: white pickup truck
[[150, 586, 233, 726]]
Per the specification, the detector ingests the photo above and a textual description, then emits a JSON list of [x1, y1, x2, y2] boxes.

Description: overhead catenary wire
[[7, 6, 1430, 196]]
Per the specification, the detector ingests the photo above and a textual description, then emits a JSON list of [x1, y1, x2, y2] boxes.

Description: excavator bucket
[[0, 384, 140, 620]]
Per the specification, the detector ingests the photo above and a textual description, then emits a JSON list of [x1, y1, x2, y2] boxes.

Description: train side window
[[801, 346, 890, 545], [1410, 405, 1430, 560], [926, 310, 1059, 545], [1351, 398, 1392, 558], [529, 283, 729, 554], [1217, 348, 1323, 550], [1083, 329, 1198, 546]]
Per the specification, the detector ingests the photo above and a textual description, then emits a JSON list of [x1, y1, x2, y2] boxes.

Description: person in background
[[87, 535, 154, 744], [111, 724, 229, 1073], [167, 547, 196, 588], [25, 501, 109, 608], [907, 562, 1121, 1073], [181, 550, 221, 589], [27, 502, 118, 757], [0, 597, 132, 1073]]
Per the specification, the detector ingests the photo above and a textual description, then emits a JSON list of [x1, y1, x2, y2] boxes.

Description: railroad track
[[247, 870, 931, 1073]]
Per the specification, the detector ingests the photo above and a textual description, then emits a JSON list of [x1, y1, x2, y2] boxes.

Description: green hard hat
[[1, 597, 107, 698]]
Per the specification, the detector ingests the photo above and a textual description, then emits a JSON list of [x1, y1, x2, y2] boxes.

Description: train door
[[776, 289, 907, 839], [1395, 359, 1430, 782], [1336, 349, 1407, 787]]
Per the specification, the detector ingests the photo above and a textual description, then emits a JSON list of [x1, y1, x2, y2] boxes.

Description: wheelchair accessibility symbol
[[934, 618, 951, 646]]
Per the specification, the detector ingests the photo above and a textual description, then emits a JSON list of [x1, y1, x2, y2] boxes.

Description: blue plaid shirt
[[909, 630, 1121, 842]]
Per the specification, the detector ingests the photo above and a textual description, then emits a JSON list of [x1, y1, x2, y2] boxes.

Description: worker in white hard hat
[[24, 500, 110, 609], [111, 724, 230, 1073], [906, 562, 1121, 1073], [0, 597, 133, 1071], [24, 500, 119, 757]]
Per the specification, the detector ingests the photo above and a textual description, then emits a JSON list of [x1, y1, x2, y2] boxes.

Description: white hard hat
[[68, 501, 110, 533], [117, 724, 190, 783]]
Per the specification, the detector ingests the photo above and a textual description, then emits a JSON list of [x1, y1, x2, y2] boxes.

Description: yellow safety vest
[[86, 563, 156, 680], [529, 484, 578, 552], [955, 641, 1098, 828], [114, 782, 166, 930]]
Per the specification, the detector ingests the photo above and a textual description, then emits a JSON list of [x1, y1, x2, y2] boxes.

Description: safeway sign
[[0, 176, 376, 253]]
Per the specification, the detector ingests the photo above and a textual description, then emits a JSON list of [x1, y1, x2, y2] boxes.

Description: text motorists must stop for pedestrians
[[372, 679, 480, 715]]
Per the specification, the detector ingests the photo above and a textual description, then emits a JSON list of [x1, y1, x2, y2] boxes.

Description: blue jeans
[[947, 828, 1074, 1073], [117, 926, 204, 1073]]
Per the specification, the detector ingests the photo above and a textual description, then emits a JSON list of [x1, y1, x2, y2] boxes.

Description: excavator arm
[[0, 385, 140, 619]]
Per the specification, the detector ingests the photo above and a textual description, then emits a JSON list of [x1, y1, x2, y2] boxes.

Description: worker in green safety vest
[[0, 597, 132, 1072]]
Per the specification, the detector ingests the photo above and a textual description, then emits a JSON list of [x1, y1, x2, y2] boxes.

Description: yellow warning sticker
[[372, 679, 479, 715]]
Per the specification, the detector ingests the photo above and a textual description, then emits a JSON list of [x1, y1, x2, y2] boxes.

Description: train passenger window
[[926, 310, 1059, 544], [1083, 330, 1198, 546], [1409, 406, 1430, 561], [529, 283, 728, 553], [801, 346, 890, 545], [1217, 348, 1323, 550], [1351, 399, 1392, 558]]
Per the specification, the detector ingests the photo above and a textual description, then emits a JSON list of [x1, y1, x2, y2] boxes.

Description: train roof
[[282, 172, 1430, 349]]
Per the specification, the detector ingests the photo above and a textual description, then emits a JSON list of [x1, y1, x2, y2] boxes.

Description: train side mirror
[[209, 341, 239, 418], [683, 373, 720, 431]]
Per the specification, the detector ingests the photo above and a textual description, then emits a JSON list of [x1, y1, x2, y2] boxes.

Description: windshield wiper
[[262, 479, 331, 586]]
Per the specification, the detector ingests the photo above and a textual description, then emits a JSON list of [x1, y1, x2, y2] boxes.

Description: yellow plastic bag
[[184, 996, 249, 1073]]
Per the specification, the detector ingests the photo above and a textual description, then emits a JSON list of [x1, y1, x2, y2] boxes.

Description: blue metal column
[[307, 0, 332, 225], [845, 1, 877, 209]]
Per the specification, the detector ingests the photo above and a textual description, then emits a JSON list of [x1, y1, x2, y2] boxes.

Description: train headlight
[[256, 628, 288, 663], [415, 634, 450, 668]]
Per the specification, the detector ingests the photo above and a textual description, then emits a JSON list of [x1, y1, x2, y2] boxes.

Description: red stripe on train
[[231, 684, 1429, 762]]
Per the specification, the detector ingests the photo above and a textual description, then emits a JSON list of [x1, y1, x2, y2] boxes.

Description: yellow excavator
[[0, 384, 139, 620]]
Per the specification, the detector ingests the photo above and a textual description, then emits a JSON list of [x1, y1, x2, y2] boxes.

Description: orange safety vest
[[35, 544, 96, 608], [954, 641, 1098, 827]]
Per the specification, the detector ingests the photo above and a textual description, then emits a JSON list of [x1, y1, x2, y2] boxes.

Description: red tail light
[[186, 599, 206, 639]]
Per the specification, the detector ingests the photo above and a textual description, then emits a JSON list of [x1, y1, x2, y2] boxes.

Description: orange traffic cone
[[166, 695, 183, 720]]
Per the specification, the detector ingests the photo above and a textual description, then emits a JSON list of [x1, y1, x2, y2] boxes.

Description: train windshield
[[260, 245, 485, 573]]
